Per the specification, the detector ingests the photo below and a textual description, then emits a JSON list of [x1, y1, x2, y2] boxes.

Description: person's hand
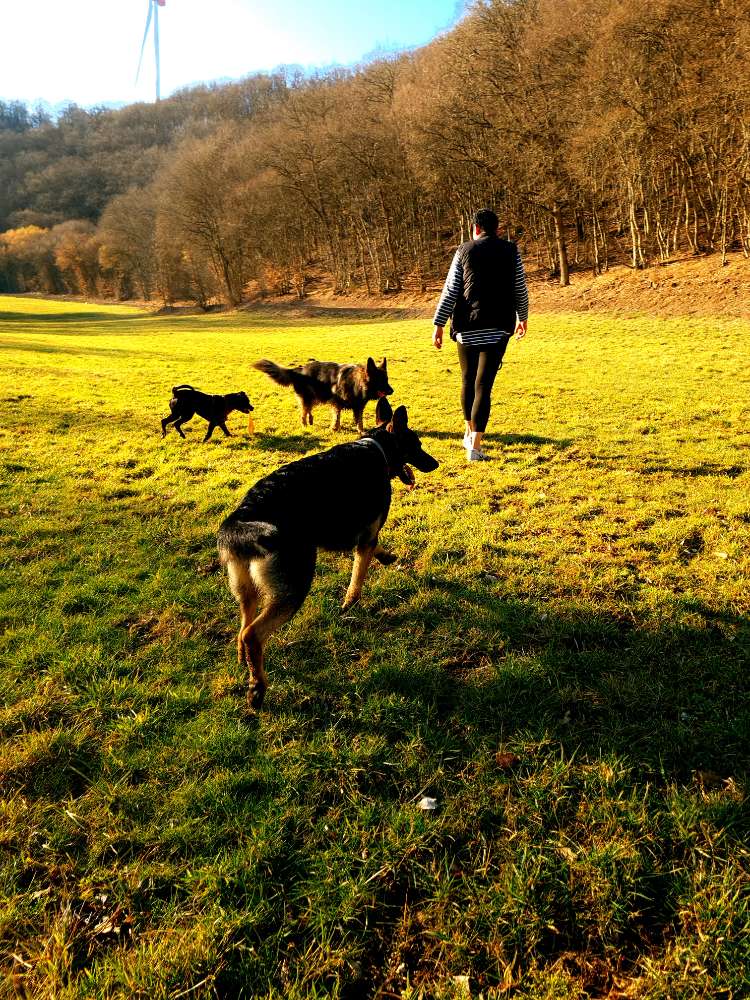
[[515, 320, 527, 340], [432, 325, 444, 350]]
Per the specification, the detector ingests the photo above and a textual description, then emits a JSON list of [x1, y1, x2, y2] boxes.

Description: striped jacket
[[433, 238, 529, 347]]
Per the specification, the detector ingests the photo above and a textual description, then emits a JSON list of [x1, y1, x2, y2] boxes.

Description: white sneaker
[[466, 447, 490, 462]]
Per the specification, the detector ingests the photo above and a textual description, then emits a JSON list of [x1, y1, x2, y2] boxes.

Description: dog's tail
[[172, 384, 196, 395], [253, 359, 331, 399], [253, 360, 296, 387]]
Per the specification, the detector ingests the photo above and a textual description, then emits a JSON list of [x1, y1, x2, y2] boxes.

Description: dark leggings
[[457, 339, 509, 432]]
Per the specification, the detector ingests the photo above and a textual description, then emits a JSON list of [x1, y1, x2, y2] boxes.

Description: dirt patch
[[528, 252, 749, 319]]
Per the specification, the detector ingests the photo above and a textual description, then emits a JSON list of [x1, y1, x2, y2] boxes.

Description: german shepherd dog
[[253, 357, 393, 431], [217, 398, 438, 709], [161, 385, 253, 442]]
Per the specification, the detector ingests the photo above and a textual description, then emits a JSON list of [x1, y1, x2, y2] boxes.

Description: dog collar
[[355, 435, 392, 475], [357, 436, 415, 489]]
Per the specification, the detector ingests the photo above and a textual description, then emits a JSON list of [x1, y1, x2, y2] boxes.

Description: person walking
[[432, 208, 528, 462]]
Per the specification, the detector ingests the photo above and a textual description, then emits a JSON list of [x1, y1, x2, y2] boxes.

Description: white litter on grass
[[417, 797, 438, 811]]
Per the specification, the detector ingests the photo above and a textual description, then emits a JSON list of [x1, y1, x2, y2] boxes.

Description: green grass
[[1, 295, 749, 999]]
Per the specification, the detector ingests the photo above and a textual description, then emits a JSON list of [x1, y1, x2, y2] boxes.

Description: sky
[[2, 0, 464, 109]]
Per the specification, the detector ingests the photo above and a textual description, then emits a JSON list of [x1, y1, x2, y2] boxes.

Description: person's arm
[[432, 252, 462, 349], [514, 247, 529, 339]]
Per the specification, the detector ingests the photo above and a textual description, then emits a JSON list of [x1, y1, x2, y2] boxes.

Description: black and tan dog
[[217, 398, 438, 709], [161, 385, 253, 442], [253, 357, 393, 431]]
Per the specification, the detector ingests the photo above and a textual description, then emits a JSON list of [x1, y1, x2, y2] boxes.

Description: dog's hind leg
[[342, 541, 377, 609], [203, 422, 217, 442], [161, 413, 178, 436], [173, 411, 193, 438], [225, 556, 259, 666], [220, 423, 231, 437], [240, 546, 316, 709]]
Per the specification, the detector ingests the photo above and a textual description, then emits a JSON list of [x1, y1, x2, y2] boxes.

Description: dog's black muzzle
[[411, 450, 439, 473]]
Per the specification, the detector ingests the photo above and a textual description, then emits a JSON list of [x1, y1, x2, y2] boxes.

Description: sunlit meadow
[[1, 296, 749, 998]]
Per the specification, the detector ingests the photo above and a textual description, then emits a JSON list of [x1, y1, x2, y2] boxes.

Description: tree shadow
[[638, 462, 744, 479], [0, 339, 163, 358], [240, 301, 428, 323], [495, 432, 574, 449], [419, 429, 574, 450], [0, 309, 151, 327]]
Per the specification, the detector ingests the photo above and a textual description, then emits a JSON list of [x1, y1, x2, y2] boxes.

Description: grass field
[[1, 295, 749, 999]]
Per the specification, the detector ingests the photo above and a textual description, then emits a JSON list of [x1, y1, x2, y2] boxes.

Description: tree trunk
[[552, 202, 570, 286]]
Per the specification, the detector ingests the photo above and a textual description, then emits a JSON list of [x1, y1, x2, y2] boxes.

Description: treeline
[[1, 0, 748, 305]]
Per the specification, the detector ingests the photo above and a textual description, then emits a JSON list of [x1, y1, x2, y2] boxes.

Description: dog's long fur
[[254, 357, 393, 431], [217, 399, 438, 709], [161, 384, 253, 442]]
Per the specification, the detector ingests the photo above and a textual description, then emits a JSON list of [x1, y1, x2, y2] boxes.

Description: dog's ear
[[380, 356, 387, 370], [375, 396, 393, 426], [366, 357, 378, 379], [389, 405, 408, 432]]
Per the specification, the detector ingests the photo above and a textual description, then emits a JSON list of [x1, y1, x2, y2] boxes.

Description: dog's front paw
[[341, 593, 361, 610]]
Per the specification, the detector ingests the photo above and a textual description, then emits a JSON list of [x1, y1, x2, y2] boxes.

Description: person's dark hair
[[473, 208, 499, 234]]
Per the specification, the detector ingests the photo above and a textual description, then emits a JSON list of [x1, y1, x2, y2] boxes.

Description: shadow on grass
[[418, 429, 574, 450], [638, 462, 744, 478], [0, 339, 163, 358], [249, 431, 327, 454], [240, 302, 428, 323], [496, 432, 575, 448], [268, 578, 750, 783], [207, 577, 750, 994], [0, 310, 151, 326]]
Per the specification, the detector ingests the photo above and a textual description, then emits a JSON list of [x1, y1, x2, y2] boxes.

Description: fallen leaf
[[494, 752, 520, 770]]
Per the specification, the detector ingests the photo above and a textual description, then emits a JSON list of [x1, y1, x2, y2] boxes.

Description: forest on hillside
[[1, 0, 748, 306]]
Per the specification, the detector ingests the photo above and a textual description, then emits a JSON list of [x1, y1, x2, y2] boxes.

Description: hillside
[[9, 252, 749, 324], [1, 0, 749, 308], [527, 254, 750, 320], [230, 253, 750, 322]]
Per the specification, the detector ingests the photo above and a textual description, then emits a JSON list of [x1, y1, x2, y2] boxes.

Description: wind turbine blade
[[135, 0, 154, 85]]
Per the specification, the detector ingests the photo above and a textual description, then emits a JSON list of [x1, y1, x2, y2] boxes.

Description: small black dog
[[161, 385, 253, 442], [253, 357, 393, 431], [217, 398, 438, 709]]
